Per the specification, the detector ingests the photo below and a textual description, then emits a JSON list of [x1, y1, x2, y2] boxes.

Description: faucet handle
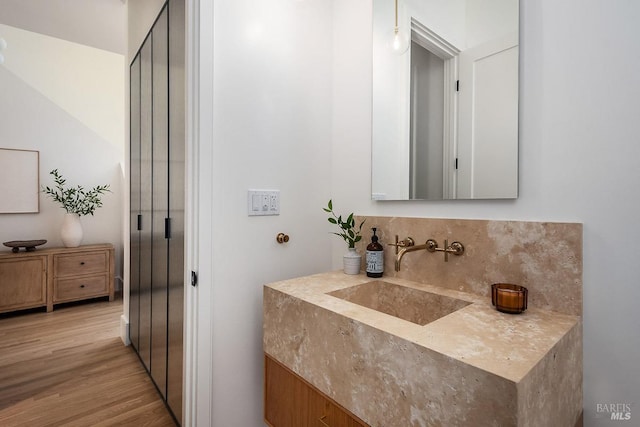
[[387, 236, 415, 247], [448, 241, 464, 255], [398, 237, 415, 247], [441, 239, 465, 262], [388, 236, 415, 254]]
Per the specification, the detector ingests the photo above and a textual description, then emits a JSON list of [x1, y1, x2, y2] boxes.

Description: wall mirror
[[372, 0, 519, 200], [0, 148, 40, 213]]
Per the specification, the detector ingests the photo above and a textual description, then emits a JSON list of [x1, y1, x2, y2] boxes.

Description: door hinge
[[191, 271, 198, 287], [456, 80, 460, 92]]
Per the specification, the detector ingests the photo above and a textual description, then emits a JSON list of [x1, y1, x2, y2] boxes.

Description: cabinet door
[[130, 52, 142, 352], [139, 34, 153, 372], [319, 402, 367, 427], [265, 354, 329, 427], [151, 6, 169, 398], [167, 0, 186, 421], [0, 256, 46, 313], [264, 355, 367, 427]]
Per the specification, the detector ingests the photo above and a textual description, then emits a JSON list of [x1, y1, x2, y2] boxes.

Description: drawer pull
[[80, 285, 85, 288], [80, 262, 85, 265]]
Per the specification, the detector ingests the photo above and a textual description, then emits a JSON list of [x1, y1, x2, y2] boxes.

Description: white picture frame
[[0, 148, 40, 213]]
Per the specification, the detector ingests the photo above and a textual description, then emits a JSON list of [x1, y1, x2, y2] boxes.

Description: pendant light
[[389, 0, 409, 55]]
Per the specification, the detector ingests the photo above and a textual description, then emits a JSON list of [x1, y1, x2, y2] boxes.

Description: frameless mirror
[[372, 0, 519, 200]]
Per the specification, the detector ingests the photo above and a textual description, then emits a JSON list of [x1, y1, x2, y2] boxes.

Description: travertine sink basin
[[264, 272, 583, 426], [327, 280, 471, 325]]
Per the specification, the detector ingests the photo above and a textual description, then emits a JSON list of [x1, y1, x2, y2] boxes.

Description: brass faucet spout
[[394, 243, 430, 272]]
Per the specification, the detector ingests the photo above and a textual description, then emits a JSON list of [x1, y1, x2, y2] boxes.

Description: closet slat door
[[167, 0, 186, 421], [151, 6, 169, 398], [129, 2, 184, 422], [129, 54, 141, 351], [139, 37, 153, 372]]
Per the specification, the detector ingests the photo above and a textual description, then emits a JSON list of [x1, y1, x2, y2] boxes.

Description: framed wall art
[[0, 148, 40, 213]]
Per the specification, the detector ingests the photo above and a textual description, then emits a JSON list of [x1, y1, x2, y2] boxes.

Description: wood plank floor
[[0, 298, 177, 427]]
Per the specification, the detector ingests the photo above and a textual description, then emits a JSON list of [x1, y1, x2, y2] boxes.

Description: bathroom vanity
[[263, 272, 582, 426], [264, 217, 583, 426]]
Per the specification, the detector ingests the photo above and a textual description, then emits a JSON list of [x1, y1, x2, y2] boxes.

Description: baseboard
[[120, 314, 131, 346]]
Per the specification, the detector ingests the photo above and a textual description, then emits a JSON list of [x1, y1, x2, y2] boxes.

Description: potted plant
[[323, 199, 365, 274], [42, 169, 110, 247]]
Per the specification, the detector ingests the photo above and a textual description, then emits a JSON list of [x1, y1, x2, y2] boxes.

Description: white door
[[457, 33, 518, 199]]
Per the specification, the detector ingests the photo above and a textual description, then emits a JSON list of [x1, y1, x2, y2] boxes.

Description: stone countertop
[[265, 270, 580, 383]]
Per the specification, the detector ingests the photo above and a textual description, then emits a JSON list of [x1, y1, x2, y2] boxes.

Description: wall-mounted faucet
[[388, 236, 438, 271], [389, 236, 465, 271]]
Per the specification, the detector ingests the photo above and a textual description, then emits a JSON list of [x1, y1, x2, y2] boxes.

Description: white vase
[[61, 213, 83, 247], [343, 247, 362, 275]]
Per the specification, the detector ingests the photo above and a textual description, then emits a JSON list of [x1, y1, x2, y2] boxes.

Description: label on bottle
[[366, 250, 384, 274]]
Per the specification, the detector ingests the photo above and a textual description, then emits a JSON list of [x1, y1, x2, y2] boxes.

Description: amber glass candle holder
[[491, 283, 528, 314]]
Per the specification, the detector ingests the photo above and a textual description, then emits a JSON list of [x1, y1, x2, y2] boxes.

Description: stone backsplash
[[355, 217, 582, 316]]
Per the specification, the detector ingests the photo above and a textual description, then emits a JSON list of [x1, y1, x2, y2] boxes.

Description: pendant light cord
[[394, 0, 399, 34]]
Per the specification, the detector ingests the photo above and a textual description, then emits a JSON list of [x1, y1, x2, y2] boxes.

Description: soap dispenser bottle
[[366, 228, 384, 278]]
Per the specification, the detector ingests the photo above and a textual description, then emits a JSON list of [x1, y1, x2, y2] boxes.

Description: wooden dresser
[[0, 244, 114, 314]]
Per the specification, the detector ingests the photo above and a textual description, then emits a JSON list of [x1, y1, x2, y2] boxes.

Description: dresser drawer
[[54, 251, 108, 277], [54, 274, 109, 302]]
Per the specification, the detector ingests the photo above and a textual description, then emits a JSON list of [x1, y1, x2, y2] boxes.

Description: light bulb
[[388, 27, 410, 55], [393, 33, 402, 50]]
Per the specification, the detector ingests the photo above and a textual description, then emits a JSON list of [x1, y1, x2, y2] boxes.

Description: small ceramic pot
[[343, 247, 361, 275]]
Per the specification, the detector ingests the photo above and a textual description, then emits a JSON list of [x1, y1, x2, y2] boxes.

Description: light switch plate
[[248, 190, 280, 216]]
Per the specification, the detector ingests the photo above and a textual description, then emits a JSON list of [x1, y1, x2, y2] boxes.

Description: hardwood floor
[[0, 298, 177, 426]]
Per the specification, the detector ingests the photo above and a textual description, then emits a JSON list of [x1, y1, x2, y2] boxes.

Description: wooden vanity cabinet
[[264, 354, 368, 427], [0, 244, 114, 313]]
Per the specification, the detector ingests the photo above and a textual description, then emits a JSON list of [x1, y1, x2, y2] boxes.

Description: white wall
[[332, 1, 640, 426], [0, 24, 125, 155], [465, 0, 518, 49], [0, 0, 126, 54], [127, 0, 167, 61], [0, 29, 124, 278], [198, 0, 335, 425]]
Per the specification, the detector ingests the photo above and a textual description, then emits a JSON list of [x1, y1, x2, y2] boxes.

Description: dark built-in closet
[[129, 0, 185, 423]]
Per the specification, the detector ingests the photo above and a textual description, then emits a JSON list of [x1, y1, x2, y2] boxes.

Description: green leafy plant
[[42, 169, 111, 216], [323, 199, 365, 248]]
